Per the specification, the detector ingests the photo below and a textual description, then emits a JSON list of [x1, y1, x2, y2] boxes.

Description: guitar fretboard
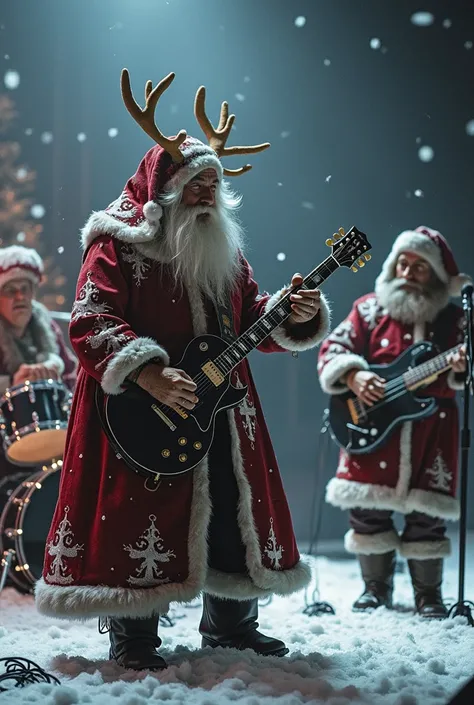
[[214, 256, 340, 374], [403, 344, 462, 389]]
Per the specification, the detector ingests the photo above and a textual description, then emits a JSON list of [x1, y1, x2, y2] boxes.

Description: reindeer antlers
[[194, 86, 270, 176], [120, 69, 187, 163]]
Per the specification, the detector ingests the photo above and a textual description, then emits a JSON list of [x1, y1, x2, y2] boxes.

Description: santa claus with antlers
[[35, 70, 331, 670]]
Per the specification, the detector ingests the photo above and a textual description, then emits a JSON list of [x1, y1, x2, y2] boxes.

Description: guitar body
[[97, 334, 247, 477], [329, 341, 439, 454]]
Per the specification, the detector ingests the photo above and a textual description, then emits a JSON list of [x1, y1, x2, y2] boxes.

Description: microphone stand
[[449, 284, 474, 625]]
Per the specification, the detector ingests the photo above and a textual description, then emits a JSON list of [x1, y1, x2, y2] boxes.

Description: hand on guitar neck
[[135, 363, 199, 412], [446, 345, 467, 374]]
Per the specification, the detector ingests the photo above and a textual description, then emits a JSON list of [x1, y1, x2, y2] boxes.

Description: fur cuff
[[447, 369, 465, 391], [319, 353, 369, 395], [81, 210, 159, 250], [344, 528, 400, 555], [399, 538, 451, 559], [264, 290, 331, 352], [101, 337, 169, 395], [405, 489, 460, 521]]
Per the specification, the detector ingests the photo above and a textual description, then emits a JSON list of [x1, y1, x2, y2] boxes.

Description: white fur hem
[[101, 337, 169, 395], [344, 528, 400, 555], [81, 210, 159, 250], [264, 290, 331, 352], [447, 369, 465, 391], [399, 538, 451, 559], [326, 477, 460, 520], [205, 559, 311, 600], [319, 353, 369, 395]]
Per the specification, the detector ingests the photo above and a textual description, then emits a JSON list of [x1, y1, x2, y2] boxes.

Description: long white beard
[[375, 277, 450, 323], [159, 200, 245, 304]]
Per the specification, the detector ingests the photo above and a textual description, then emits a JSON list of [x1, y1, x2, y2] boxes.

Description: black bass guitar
[[98, 226, 371, 481], [328, 340, 463, 454]]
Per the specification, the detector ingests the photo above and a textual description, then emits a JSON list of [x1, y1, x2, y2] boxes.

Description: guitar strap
[[215, 299, 238, 344]]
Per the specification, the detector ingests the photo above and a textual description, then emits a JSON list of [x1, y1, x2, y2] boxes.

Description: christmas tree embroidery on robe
[[121, 244, 151, 286], [71, 272, 111, 321], [264, 518, 283, 569], [44, 506, 84, 585], [425, 451, 453, 492], [85, 315, 132, 367], [124, 514, 176, 586], [234, 372, 256, 449]]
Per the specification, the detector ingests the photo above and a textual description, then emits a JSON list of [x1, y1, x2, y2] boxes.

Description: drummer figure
[[0, 245, 76, 479]]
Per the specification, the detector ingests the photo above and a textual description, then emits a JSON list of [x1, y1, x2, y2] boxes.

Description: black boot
[[199, 594, 289, 657], [408, 558, 448, 619], [352, 551, 395, 611], [108, 616, 167, 670]]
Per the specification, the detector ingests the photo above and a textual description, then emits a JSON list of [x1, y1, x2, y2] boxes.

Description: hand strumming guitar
[[346, 369, 385, 407], [136, 363, 199, 411]]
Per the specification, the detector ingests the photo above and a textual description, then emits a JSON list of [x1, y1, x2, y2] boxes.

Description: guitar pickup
[[347, 398, 359, 424], [202, 361, 225, 387]]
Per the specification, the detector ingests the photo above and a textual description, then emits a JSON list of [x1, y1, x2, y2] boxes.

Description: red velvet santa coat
[[35, 231, 331, 620], [318, 293, 463, 559]]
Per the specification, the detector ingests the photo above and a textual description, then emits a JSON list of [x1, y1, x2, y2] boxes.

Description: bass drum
[[0, 466, 60, 594]]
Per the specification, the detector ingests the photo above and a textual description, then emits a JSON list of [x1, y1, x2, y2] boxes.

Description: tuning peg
[[338, 227, 346, 238], [351, 265, 358, 273], [363, 253, 372, 261], [332, 232, 341, 241], [357, 258, 365, 267], [325, 238, 334, 247]]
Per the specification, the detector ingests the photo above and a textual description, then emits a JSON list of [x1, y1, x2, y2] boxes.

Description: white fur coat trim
[[326, 477, 460, 520], [344, 528, 400, 555], [101, 337, 170, 395], [399, 538, 451, 559], [319, 353, 369, 395], [80, 209, 159, 250], [264, 290, 331, 352]]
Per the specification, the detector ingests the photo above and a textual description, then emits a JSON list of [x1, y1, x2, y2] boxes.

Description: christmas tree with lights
[[0, 93, 66, 310]]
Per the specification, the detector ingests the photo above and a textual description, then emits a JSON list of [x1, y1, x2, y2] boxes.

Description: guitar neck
[[404, 344, 462, 390], [214, 256, 340, 374]]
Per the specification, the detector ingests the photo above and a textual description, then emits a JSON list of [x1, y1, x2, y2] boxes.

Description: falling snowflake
[[244, 76, 251, 83], [410, 12, 434, 27], [16, 232, 26, 242], [416, 136, 422, 144], [370, 38, 381, 50], [108, 127, 118, 138], [4, 70, 20, 90], [302, 201, 315, 210], [41, 131, 54, 144], [25, 128, 33, 136], [77, 132, 87, 142], [235, 93, 245, 102], [57, 246, 64, 254], [418, 145, 434, 162], [466, 119, 474, 136], [414, 189, 424, 198], [325, 175, 332, 182], [16, 167, 28, 180], [294, 16, 306, 28], [277, 182, 283, 187], [4, 54, 9, 60], [324, 58, 331, 66], [280, 130, 291, 139], [442, 19, 452, 29], [465, 41, 473, 50], [30, 204, 45, 219], [277, 252, 286, 261]]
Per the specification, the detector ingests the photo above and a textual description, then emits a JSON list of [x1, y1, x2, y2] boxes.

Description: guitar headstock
[[326, 226, 372, 272]]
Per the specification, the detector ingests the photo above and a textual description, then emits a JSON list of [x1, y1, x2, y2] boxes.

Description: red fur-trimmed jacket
[[36, 233, 331, 620]]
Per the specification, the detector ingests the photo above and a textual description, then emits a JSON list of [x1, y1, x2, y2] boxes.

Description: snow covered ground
[[0, 545, 473, 705]]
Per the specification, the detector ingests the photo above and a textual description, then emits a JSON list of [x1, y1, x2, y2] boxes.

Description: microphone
[[461, 283, 473, 312]]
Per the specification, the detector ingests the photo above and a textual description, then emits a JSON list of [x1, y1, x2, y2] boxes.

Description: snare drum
[[0, 466, 60, 593], [0, 380, 71, 465]]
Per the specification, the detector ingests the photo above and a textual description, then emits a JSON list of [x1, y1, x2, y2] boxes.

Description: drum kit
[[0, 379, 71, 594]]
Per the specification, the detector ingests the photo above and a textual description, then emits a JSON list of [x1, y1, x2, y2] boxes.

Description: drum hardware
[[0, 550, 15, 594]]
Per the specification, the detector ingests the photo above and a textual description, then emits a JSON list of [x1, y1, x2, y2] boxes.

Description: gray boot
[[107, 616, 167, 670], [352, 551, 396, 611], [408, 558, 448, 619]]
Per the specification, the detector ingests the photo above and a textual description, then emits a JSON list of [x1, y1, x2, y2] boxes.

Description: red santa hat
[[0, 245, 43, 291], [376, 226, 471, 297], [81, 71, 270, 249]]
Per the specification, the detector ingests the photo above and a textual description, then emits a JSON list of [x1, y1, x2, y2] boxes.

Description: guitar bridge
[[202, 361, 225, 387], [151, 405, 177, 430]]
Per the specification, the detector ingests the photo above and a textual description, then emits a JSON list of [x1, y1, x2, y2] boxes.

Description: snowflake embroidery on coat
[[124, 514, 176, 586], [264, 518, 283, 569], [328, 319, 355, 350], [234, 372, 256, 449], [357, 296, 382, 331], [425, 451, 453, 492], [318, 342, 346, 371], [106, 190, 138, 221], [85, 316, 132, 366], [44, 506, 84, 585], [71, 272, 111, 321], [121, 244, 152, 286]]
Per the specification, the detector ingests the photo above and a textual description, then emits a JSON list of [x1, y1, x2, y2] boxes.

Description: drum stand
[[0, 550, 15, 594]]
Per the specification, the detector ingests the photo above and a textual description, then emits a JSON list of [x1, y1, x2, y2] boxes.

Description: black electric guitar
[[328, 340, 463, 454], [97, 226, 371, 481]]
